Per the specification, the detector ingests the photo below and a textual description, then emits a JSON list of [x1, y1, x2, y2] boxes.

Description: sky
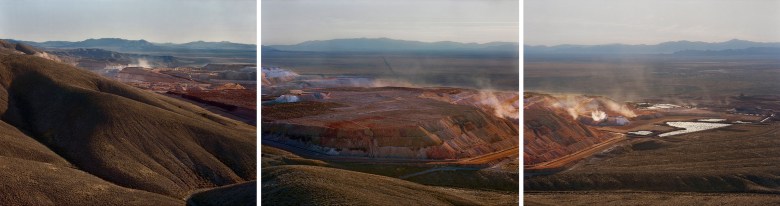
[[525, 0, 780, 46], [261, 0, 519, 45], [0, 0, 256, 44]]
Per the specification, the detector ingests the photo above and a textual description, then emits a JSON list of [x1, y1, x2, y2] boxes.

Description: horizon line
[[262, 37, 520, 46], [5, 37, 257, 45]]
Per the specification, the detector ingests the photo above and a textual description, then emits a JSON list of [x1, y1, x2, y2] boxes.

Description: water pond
[[658, 122, 731, 137]]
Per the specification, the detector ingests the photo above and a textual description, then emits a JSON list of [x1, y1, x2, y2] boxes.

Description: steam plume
[[591, 110, 607, 121]]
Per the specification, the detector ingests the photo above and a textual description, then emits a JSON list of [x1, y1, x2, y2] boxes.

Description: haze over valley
[[261, 0, 519, 205], [263, 38, 519, 91], [525, 1, 780, 205]]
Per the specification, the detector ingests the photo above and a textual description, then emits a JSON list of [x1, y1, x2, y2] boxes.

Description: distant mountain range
[[264, 38, 519, 52], [3, 38, 256, 52], [674, 47, 780, 56], [525, 39, 780, 54]]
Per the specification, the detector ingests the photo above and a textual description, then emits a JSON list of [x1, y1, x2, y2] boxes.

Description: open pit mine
[[262, 67, 519, 160], [101, 64, 257, 125], [524, 92, 771, 171], [261, 67, 520, 205], [525, 90, 780, 205]]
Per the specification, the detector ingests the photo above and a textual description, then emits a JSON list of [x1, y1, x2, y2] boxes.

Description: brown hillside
[[0, 41, 256, 201], [0, 156, 183, 205], [262, 165, 517, 206], [186, 181, 256, 206], [0, 121, 70, 166]]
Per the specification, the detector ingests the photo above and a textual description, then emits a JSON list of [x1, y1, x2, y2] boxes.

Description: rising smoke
[[128, 58, 152, 68], [262, 67, 520, 120], [475, 90, 519, 119], [552, 95, 637, 120], [591, 110, 607, 121]]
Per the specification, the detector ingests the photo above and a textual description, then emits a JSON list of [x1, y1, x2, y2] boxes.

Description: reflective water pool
[[658, 122, 731, 137]]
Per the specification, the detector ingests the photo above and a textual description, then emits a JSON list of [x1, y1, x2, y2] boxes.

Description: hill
[[5, 38, 256, 53], [265, 38, 519, 52], [523, 93, 610, 166], [262, 165, 517, 206], [0, 156, 184, 205], [186, 181, 256, 206], [0, 40, 256, 203]]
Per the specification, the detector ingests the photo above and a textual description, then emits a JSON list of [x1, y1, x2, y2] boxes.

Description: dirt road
[[525, 133, 626, 170]]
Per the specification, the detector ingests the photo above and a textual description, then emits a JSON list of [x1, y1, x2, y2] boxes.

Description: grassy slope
[[261, 145, 517, 205], [0, 156, 183, 205], [0, 120, 70, 166], [0, 53, 256, 199], [262, 165, 517, 206], [186, 181, 256, 206]]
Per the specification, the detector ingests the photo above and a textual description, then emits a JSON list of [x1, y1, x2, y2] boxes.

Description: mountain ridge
[[265, 38, 519, 52], [4, 38, 256, 52]]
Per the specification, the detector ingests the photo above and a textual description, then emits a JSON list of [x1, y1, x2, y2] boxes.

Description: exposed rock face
[[524, 93, 608, 165], [418, 88, 519, 120], [262, 87, 518, 160], [215, 83, 247, 90]]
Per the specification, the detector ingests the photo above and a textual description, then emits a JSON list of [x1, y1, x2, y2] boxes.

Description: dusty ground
[[526, 123, 780, 192], [525, 191, 780, 206], [261, 101, 347, 122]]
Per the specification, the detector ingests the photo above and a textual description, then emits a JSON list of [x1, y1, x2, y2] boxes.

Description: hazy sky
[[0, 0, 256, 44], [261, 0, 519, 45], [526, 0, 780, 46]]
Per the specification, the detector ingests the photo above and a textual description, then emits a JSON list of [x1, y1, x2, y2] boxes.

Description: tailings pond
[[658, 122, 731, 137]]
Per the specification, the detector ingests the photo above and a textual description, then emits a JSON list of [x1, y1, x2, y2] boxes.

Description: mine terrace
[[261, 67, 520, 168]]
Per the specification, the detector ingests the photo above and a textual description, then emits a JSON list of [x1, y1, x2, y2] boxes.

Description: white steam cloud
[[477, 90, 519, 119], [591, 110, 607, 121], [128, 58, 152, 68], [551, 95, 637, 120]]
